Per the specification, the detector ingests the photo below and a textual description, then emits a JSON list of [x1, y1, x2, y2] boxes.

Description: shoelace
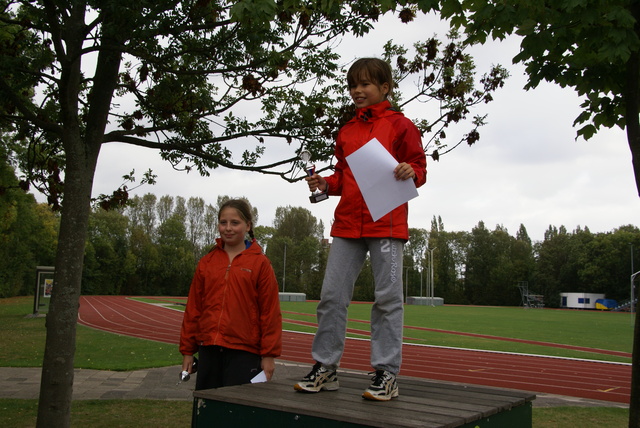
[[306, 362, 323, 379], [368, 370, 388, 386]]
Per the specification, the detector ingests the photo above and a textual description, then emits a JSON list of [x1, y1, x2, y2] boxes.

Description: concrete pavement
[[0, 362, 628, 408], [0, 361, 310, 401]]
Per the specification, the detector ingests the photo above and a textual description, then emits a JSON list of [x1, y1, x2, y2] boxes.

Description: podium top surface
[[194, 371, 535, 428]]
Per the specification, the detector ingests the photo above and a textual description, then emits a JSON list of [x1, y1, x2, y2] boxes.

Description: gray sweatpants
[[311, 237, 404, 374]]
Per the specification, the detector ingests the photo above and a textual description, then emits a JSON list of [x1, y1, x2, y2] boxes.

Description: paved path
[[0, 362, 308, 401], [0, 362, 628, 408]]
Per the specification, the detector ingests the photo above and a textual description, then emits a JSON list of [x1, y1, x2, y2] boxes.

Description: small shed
[[279, 292, 306, 302], [560, 292, 605, 309]]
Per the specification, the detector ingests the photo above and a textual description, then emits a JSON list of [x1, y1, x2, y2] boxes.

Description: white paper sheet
[[346, 138, 418, 222], [250, 370, 267, 383]]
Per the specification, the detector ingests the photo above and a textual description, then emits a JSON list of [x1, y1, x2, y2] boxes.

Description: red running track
[[77, 295, 631, 404]]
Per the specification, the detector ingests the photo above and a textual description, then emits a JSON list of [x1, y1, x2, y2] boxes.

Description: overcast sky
[[81, 13, 640, 243]]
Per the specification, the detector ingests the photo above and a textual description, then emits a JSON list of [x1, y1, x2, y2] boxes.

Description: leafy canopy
[[423, 0, 639, 140], [1, 0, 507, 208]]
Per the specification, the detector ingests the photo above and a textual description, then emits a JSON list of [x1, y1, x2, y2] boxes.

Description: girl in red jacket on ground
[[180, 199, 282, 390], [294, 57, 427, 401]]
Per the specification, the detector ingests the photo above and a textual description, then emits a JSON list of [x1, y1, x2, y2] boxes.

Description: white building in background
[[560, 292, 605, 309]]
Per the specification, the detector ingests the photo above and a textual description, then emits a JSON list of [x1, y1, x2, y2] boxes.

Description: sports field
[[278, 301, 634, 363], [0, 296, 632, 427], [127, 295, 634, 363]]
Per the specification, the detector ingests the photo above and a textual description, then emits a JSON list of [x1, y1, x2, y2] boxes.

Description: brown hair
[[346, 58, 394, 97], [219, 198, 254, 240]]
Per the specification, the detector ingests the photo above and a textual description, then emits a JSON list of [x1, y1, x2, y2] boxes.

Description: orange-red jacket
[[324, 100, 427, 240], [179, 239, 282, 358]]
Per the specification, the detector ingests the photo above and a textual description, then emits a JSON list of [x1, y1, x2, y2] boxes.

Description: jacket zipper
[[213, 261, 232, 345]]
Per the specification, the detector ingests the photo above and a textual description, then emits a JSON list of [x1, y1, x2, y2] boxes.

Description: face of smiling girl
[[349, 75, 389, 109], [218, 207, 251, 248]]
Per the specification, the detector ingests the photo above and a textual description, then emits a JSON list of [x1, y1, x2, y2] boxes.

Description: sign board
[[33, 266, 55, 315]]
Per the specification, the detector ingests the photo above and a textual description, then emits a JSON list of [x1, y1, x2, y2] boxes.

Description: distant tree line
[[2, 161, 639, 306], [423, 217, 640, 308], [0, 155, 58, 297]]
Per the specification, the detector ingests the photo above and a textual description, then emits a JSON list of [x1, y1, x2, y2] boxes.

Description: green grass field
[[0, 296, 631, 427], [280, 301, 633, 363], [0, 297, 181, 370]]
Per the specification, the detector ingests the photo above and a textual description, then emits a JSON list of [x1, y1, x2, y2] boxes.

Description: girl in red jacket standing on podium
[[180, 199, 282, 390], [294, 57, 427, 401]]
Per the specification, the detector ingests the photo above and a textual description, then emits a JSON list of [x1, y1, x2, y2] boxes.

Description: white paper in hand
[[250, 370, 267, 383], [346, 138, 419, 221]]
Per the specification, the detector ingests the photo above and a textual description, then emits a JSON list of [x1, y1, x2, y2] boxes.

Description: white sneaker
[[293, 362, 339, 393], [362, 370, 399, 401]]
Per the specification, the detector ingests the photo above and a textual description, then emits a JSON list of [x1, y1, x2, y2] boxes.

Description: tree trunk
[[36, 147, 99, 428], [35, 4, 124, 425], [632, 296, 640, 428], [625, 12, 640, 423]]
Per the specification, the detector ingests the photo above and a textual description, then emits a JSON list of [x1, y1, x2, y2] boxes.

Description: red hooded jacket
[[179, 238, 282, 358], [324, 100, 427, 240]]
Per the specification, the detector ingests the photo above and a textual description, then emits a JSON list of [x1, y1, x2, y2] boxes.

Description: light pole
[[632, 270, 639, 320], [426, 247, 436, 306], [282, 241, 287, 293], [424, 260, 430, 303]]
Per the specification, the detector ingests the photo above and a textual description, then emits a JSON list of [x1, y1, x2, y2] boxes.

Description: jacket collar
[[354, 100, 393, 122], [213, 237, 260, 254]]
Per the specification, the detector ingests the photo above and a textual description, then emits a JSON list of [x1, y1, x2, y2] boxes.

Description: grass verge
[[0, 399, 192, 428], [0, 399, 629, 428]]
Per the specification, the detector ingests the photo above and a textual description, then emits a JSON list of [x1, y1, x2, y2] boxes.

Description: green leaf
[[440, 0, 464, 18], [515, 19, 537, 37], [576, 124, 597, 141]]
